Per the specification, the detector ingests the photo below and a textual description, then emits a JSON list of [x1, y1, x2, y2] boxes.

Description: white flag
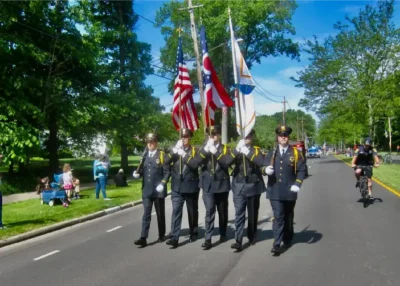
[[229, 10, 256, 137]]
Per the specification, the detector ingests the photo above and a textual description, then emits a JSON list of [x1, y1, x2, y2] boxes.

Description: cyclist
[[351, 137, 380, 199]]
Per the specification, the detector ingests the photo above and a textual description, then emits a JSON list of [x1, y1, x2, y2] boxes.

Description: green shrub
[[0, 172, 38, 195]]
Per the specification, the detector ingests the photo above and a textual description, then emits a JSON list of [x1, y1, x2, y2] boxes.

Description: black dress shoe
[[230, 242, 242, 251], [249, 239, 256, 246], [271, 246, 281, 256], [219, 236, 227, 243], [189, 234, 198, 242], [201, 240, 212, 250], [166, 239, 178, 248], [158, 236, 166, 243], [134, 238, 147, 247]]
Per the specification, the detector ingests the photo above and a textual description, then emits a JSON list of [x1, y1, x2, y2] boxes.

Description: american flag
[[172, 36, 199, 131], [200, 25, 233, 127]]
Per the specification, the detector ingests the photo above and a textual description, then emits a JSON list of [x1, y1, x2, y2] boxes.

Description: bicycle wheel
[[360, 179, 368, 208]]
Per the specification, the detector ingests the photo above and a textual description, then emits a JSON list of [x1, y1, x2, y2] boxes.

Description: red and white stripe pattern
[[172, 37, 199, 131], [200, 25, 233, 126]]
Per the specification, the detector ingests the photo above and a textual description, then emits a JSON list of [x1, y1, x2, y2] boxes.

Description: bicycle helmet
[[364, 137, 372, 146]]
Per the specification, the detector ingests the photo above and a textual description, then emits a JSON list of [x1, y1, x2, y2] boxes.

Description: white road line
[[151, 212, 156, 215], [106, 226, 122, 233], [33, 250, 60, 261]]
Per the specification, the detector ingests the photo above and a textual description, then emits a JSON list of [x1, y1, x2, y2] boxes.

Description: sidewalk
[[2, 181, 121, 205]]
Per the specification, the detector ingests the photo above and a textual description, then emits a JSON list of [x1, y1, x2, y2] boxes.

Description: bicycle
[[356, 165, 373, 208]]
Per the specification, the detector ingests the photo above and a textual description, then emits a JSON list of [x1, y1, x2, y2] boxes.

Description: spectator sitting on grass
[[114, 169, 128, 187], [72, 177, 80, 199]]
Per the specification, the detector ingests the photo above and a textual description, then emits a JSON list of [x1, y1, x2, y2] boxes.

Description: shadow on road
[[292, 225, 323, 245], [356, 197, 383, 208], [314, 159, 345, 165]]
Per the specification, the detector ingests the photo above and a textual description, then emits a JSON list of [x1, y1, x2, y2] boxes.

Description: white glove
[[290, 185, 300, 193], [209, 145, 217, 154], [240, 146, 250, 155], [175, 139, 183, 149], [236, 139, 245, 151], [177, 149, 186, 157], [265, 166, 274, 176], [203, 145, 210, 153], [156, 184, 164, 192], [206, 138, 214, 148], [172, 147, 179, 154], [133, 171, 140, 179]]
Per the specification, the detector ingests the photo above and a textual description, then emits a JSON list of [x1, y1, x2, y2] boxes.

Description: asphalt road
[[0, 155, 399, 286]]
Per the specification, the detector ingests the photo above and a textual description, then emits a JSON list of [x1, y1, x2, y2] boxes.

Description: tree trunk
[[18, 161, 25, 174], [368, 100, 374, 138], [48, 110, 59, 174], [117, 2, 129, 171], [120, 140, 129, 171], [8, 160, 14, 174]]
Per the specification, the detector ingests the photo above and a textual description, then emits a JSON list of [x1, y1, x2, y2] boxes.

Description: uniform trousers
[[233, 193, 261, 244], [270, 200, 296, 247], [203, 191, 229, 240], [170, 191, 199, 240], [141, 197, 165, 239]]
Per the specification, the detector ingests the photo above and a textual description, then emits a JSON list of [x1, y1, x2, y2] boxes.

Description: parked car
[[290, 140, 309, 177]]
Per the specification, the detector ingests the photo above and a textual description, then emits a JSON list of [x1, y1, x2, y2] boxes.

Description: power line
[[253, 77, 283, 98], [253, 88, 280, 103]]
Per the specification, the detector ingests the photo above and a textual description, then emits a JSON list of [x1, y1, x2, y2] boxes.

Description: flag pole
[[178, 27, 183, 176], [178, 27, 183, 131], [228, 7, 247, 177], [202, 25, 215, 176]]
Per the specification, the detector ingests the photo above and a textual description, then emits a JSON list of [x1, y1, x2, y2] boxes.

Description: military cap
[[180, 128, 193, 138], [145, 133, 158, 142], [206, 125, 221, 135], [275, 125, 292, 136]]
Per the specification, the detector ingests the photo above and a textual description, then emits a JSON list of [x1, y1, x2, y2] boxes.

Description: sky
[[133, 0, 400, 122]]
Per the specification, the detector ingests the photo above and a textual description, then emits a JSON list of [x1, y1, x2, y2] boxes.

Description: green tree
[[293, 0, 400, 139], [155, 0, 300, 140]]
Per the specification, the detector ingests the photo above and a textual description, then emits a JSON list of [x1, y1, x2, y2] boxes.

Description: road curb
[[0, 193, 171, 249]]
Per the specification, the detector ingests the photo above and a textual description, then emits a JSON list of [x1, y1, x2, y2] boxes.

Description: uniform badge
[[289, 156, 294, 162], [156, 158, 160, 164]]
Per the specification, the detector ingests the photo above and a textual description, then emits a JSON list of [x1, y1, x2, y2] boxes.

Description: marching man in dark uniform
[[132, 133, 170, 247], [261, 125, 306, 256], [227, 129, 266, 252], [166, 128, 200, 248], [192, 125, 231, 250]]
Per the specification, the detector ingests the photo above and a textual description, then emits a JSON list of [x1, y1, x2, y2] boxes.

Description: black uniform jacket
[[139, 149, 170, 199], [193, 143, 232, 194], [252, 146, 306, 201], [225, 146, 266, 197], [168, 145, 200, 194]]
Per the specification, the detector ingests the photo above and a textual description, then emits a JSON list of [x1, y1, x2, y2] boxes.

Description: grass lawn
[[0, 180, 146, 240], [336, 155, 400, 192]]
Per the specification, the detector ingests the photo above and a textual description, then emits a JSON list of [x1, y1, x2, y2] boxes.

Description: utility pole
[[282, 96, 287, 125], [179, 0, 206, 133], [301, 116, 304, 141]]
